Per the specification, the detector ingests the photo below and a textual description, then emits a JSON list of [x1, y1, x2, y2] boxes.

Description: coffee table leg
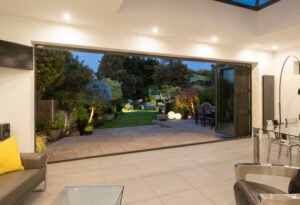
[[253, 128, 260, 163]]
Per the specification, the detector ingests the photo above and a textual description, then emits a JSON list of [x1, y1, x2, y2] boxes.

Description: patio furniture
[[0, 153, 47, 205], [234, 163, 300, 205], [52, 186, 124, 205], [195, 102, 215, 127], [157, 114, 168, 121], [203, 108, 215, 128], [266, 120, 299, 166], [195, 107, 205, 125]]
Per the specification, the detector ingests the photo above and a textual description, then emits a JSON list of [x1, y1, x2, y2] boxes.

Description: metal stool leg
[[297, 146, 300, 167], [266, 139, 272, 163], [288, 147, 292, 166], [278, 144, 282, 159]]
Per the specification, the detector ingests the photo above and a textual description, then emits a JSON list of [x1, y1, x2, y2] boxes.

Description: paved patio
[[47, 119, 231, 163]]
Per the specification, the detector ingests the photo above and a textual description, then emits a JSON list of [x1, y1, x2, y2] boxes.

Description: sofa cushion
[[0, 169, 45, 205], [234, 180, 286, 205], [0, 136, 24, 174], [288, 169, 300, 194]]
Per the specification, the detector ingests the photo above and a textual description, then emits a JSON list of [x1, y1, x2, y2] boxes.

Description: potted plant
[[72, 106, 89, 136], [84, 125, 93, 135], [48, 112, 64, 141], [35, 132, 48, 153]]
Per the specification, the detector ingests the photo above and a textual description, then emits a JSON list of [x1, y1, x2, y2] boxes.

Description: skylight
[[215, 0, 280, 10]]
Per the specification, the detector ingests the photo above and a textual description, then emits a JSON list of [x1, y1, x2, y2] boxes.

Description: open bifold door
[[215, 64, 252, 137]]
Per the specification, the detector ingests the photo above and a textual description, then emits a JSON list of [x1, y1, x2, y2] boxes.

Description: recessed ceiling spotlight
[[63, 13, 71, 21], [272, 45, 278, 50], [211, 36, 219, 43], [152, 27, 158, 34]]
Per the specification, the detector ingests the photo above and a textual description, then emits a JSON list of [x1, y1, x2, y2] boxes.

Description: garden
[[34, 48, 216, 152]]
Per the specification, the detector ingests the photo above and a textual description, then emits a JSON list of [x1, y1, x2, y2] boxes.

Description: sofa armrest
[[258, 193, 300, 205], [20, 153, 47, 169], [235, 163, 299, 181]]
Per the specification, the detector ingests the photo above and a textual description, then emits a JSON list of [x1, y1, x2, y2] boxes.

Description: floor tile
[[159, 190, 214, 205], [145, 172, 192, 196]]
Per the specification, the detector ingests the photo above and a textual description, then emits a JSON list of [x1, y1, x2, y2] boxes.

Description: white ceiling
[[0, 0, 300, 51]]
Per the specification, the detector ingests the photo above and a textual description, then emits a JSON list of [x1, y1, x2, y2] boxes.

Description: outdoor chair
[[234, 163, 300, 205], [266, 120, 299, 166], [203, 108, 215, 128], [195, 107, 205, 125]]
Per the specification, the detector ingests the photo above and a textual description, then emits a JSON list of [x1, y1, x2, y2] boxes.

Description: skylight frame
[[215, 0, 280, 11]]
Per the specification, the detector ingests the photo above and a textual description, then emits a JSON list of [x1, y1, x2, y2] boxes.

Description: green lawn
[[101, 110, 158, 129]]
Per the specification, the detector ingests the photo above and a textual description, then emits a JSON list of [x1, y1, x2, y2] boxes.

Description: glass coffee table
[[52, 186, 124, 205]]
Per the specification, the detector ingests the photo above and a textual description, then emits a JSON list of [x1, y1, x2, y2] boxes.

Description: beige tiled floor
[[22, 138, 261, 205]]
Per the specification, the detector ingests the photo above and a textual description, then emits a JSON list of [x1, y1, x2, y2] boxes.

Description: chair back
[[204, 108, 212, 115], [285, 118, 298, 125], [266, 120, 280, 139]]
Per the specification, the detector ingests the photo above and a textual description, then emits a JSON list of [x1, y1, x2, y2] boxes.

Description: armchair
[[234, 163, 300, 205]]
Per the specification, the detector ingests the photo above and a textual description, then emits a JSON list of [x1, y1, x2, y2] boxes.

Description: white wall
[[0, 67, 35, 152], [0, 14, 276, 151], [272, 47, 300, 121]]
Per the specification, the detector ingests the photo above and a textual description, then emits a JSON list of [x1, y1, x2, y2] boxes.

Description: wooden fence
[[36, 100, 59, 122]]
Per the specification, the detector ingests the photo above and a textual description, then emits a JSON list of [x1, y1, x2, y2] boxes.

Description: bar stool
[[285, 118, 300, 167], [266, 120, 299, 166]]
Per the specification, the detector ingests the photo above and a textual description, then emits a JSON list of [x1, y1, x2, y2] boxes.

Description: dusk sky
[[72, 51, 215, 72]]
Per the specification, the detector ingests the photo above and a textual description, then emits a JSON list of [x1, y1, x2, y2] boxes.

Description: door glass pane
[[216, 68, 235, 136]]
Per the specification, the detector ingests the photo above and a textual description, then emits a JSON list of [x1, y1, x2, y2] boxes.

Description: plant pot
[[49, 129, 61, 141], [77, 120, 88, 136], [84, 130, 93, 135]]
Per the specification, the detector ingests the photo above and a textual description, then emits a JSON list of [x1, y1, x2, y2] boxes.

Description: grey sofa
[[0, 153, 47, 205], [234, 163, 300, 205]]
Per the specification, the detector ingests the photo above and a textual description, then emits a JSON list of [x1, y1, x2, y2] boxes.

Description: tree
[[174, 88, 200, 118], [59, 55, 94, 93], [96, 54, 126, 80], [102, 78, 123, 99], [35, 49, 68, 97], [153, 60, 191, 88]]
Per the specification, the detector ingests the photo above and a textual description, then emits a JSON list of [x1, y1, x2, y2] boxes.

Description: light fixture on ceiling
[[272, 45, 278, 51], [63, 13, 71, 21], [211, 36, 219, 43], [152, 27, 158, 34]]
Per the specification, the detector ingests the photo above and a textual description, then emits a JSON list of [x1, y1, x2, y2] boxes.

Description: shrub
[[35, 132, 48, 153], [71, 106, 89, 121], [199, 87, 215, 105], [123, 103, 131, 111], [50, 111, 65, 129], [134, 101, 142, 110], [110, 98, 125, 112], [36, 119, 50, 133]]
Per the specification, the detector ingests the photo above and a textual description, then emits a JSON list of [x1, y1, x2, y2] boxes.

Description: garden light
[[168, 111, 176, 120], [175, 113, 182, 120]]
